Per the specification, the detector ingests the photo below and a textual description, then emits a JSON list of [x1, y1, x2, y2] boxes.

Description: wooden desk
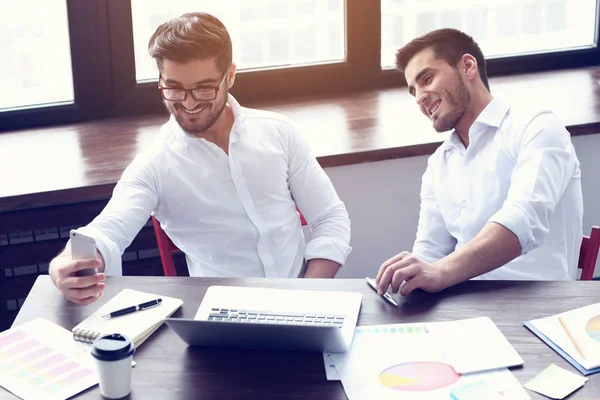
[[9, 276, 600, 399]]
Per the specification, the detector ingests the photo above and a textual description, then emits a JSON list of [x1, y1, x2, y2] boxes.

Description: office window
[[131, 0, 346, 82], [0, 1, 73, 111], [381, 0, 599, 68]]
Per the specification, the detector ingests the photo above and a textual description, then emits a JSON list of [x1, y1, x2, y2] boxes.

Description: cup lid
[[91, 333, 135, 361]]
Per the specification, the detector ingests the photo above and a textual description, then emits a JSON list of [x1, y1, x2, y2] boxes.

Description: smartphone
[[70, 230, 99, 277]]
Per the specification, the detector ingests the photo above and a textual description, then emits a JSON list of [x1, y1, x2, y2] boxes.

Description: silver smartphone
[[70, 230, 99, 276]]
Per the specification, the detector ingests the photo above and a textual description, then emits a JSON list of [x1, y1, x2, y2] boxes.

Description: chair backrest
[[578, 226, 600, 281], [152, 208, 308, 277]]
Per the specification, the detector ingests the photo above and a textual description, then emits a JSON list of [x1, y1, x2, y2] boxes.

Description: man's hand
[[375, 252, 448, 297], [49, 253, 106, 306]]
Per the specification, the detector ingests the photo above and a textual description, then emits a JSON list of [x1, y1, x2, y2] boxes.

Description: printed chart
[[379, 362, 460, 391], [332, 322, 529, 400], [0, 318, 97, 400], [585, 315, 600, 343]]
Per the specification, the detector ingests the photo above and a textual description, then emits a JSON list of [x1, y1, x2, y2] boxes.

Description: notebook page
[[72, 289, 183, 347], [541, 302, 600, 370], [427, 317, 524, 374]]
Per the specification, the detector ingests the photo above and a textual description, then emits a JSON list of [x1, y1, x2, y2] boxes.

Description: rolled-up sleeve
[[76, 155, 160, 275], [488, 111, 578, 254], [413, 160, 457, 262], [284, 122, 352, 266]]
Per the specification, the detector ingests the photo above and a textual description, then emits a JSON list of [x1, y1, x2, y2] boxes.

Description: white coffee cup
[[91, 333, 135, 399]]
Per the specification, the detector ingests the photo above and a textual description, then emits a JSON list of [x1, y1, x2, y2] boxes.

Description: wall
[[324, 133, 600, 279]]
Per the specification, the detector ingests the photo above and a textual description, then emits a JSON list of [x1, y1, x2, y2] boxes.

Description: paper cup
[[91, 333, 135, 399]]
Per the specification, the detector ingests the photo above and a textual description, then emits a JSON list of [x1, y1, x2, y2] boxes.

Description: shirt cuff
[[304, 238, 352, 266], [488, 204, 534, 254], [75, 227, 123, 276]]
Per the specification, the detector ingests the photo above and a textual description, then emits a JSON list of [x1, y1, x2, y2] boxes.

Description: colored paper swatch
[[0, 318, 98, 400]]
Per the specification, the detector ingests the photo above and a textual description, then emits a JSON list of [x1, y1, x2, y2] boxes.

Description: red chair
[[152, 209, 308, 276], [578, 226, 600, 281]]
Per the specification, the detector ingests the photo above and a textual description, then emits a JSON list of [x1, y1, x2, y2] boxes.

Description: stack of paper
[[525, 302, 600, 375], [326, 318, 529, 400]]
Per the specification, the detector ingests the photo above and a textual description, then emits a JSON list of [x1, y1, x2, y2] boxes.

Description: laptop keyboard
[[208, 308, 345, 328]]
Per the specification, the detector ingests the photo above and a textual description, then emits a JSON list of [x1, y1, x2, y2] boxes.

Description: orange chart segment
[[379, 362, 460, 391]]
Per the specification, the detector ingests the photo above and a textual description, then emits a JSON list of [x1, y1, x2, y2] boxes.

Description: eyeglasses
[[158, 72, 227, 102]]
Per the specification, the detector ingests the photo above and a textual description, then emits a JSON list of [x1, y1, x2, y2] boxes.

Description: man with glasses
[[48, 12, 351, 305]]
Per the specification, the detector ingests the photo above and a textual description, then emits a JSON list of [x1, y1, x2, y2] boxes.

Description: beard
[[432, 74, 470, 133], [165, 89, 228, 134]]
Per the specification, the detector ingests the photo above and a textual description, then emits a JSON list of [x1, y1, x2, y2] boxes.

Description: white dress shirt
[[413, 98, 583, 280], [78, 94, 351, 278]]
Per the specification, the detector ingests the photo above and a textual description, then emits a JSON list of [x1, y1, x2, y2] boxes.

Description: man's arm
[[49, 155, 159, 303], [440, 222, 521, 286], [75, 156, 161, 275], [284, 120, 352, 277], [304, 258, 341, 278], [412, 161, 457, 262]]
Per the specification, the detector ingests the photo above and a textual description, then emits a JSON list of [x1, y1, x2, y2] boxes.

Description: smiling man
[[48, 12, 351, 305], [376, 29, 583, 297]]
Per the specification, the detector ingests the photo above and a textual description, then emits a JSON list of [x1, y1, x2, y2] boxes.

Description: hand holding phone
[[70, 230, 99, 277]]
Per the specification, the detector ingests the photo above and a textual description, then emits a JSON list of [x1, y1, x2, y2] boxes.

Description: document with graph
[[0, 318, 97, 400], [525, 302, 600, 373], [330, 322, 529, 400]]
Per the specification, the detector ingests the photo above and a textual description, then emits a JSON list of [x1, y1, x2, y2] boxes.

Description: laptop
[[165, 286, 362, 353]]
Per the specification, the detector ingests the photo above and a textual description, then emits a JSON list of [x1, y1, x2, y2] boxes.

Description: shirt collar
[[443, 97, 511, 152], [474, 97, 510, 129]]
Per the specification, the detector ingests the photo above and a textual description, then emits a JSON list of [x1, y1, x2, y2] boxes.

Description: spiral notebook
[[72, 289, 183, 347]]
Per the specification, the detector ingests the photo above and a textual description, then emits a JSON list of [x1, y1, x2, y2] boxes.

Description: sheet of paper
[[427, 317, 523, 374], [524, 364, 587, 399], [0, 318, 98, 400], [331, 323, 529, 400], [450, 380, 504, 400]]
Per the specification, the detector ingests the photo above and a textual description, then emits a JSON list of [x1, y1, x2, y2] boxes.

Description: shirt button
[[259, 245, 267, 252], [234, 176, 241, 182], [461, 200, 467, 208]]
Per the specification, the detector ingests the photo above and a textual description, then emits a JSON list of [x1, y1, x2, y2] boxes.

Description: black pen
[[366, 277, 399, 307], [101, 298, 163, 319]]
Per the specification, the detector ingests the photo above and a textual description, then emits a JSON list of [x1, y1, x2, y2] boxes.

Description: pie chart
[[585, 315, 600, 343], [379, 361, 460, 391]]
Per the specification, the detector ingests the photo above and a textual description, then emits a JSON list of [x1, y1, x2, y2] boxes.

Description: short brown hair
[[148, 12, 232, 73], [395, 29, 489, 91]]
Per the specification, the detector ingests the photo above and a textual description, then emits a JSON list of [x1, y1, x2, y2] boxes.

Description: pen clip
[[140, 302, 161, 311]]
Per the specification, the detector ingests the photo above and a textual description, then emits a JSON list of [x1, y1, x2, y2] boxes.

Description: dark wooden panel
[[0, 276, 38, 302], [0, 200, 108, 234], [0, 225, 160, 269], [0, 309, 18, 333], [0, 239, 68, 270], [1, 68, 600, 212], [10, 277, 600, 399]]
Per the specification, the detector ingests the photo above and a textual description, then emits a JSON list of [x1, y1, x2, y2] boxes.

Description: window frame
[[1, 0, 598, 132]]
